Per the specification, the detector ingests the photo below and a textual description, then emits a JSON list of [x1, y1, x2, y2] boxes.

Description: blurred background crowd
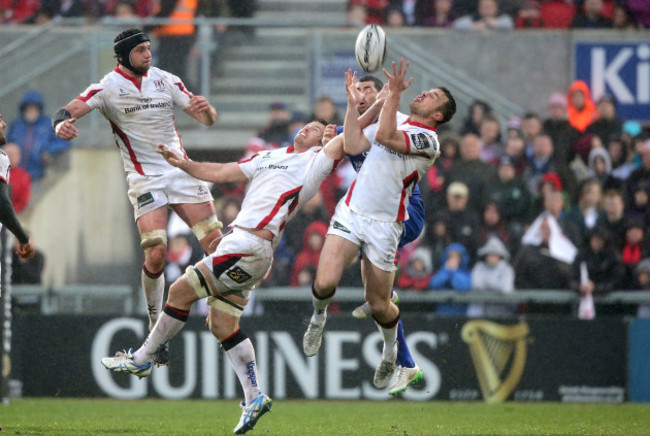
[[2, 0, 650, 318]]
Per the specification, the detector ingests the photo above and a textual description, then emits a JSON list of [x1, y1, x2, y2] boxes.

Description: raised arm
[[342, 69, 371, 155], [53, 98, 92, 141], [375, 59, 413, 154], [183, 95, 218, 126], [157, 144, 247, 184]]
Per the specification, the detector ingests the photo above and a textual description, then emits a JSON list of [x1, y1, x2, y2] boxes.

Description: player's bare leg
[[304, 235, 359, 356], [362, 252, 400, 388], [208, 305, 271, 434], [172, 202, 223, 255]]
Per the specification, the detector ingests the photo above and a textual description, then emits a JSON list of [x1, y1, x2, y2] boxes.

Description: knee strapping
[[140, 229, 168, 249], [192, 215, 223, 241], [208, 295, 244, 318], [186, 265, 211, 299]]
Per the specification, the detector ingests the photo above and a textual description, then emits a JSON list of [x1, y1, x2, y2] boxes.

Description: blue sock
[[395, 321, 415, 368]]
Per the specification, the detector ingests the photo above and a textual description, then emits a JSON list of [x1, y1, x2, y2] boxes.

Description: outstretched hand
[[321, 124, 338, 146], [188, 95, 211, 114], [345, 69, 364, 107], [55, 117, 78, 140], [16, 240, 35, 259], [382, 59, 412, 94], [156, 144, 184, 167]]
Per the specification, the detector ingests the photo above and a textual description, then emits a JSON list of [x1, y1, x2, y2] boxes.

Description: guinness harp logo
[[461, 320, 530, 403]]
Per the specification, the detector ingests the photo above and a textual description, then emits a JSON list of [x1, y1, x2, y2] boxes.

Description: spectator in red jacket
[[2, 143, 30, 214], [290, 221, 328, 287]]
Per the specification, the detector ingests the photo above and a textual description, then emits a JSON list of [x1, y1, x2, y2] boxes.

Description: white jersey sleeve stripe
[[77, 88, 103, 102], [174, 82, 193, 97], [110, 119, 144, 175]]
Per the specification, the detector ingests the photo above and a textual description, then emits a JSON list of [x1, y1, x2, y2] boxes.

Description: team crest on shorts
[[137, 192, 154, 209], [227, 266, 252, 284], [332, 220, 351, 233]]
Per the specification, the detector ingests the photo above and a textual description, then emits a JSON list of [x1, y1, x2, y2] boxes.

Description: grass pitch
[[1, 398, 649, 435]]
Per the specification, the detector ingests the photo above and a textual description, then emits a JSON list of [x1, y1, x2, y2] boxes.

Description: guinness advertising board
[[12, 314, 626, 402]]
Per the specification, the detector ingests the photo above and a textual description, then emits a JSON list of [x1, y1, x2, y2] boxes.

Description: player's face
[[294, 122, 325, 151], [0, 113, 6, 146], [409, 88, 448, 121], [356, 81, 380, 114], [130, 42, 152, 74]]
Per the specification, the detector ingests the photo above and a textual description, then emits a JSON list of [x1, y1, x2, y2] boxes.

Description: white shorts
[[327, 201, 402, 272], [198, 227, 274, 301], [127, 169, 213, 220]]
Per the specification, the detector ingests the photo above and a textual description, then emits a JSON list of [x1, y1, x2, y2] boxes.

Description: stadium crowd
[[0, 0, 648, 29], [208, 79, 650, 318]]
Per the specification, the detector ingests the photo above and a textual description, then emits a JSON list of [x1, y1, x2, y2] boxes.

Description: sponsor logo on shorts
[[332, 221, 350, 233], [137, 192, 154, 209], [197, 185, 208, 196], [227, 266, 252, 284]]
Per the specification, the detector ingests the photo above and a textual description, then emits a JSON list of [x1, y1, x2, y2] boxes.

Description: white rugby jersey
[[233, 145, 338, 240], [78, 66, 192, 176], [0, 151, 10, 235], [344, 119, 439, 222]]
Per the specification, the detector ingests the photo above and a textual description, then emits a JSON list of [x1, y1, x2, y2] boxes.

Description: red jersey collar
[[404, 117, 437, 131], [114, 65, 148, 90]]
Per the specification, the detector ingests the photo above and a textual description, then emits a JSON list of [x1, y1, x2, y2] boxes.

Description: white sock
[[311, 286, 334, 325], [133, 308, 188, 365], [142, 265, 165, 331], [376, 321, 398, 362], [223, 333, 262, 404]]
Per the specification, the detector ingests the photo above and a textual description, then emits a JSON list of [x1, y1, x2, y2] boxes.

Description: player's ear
[[433, 111, 444, 122]]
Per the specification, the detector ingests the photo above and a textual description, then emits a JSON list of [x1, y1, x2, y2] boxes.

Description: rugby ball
[[355, 24, 387, 73]]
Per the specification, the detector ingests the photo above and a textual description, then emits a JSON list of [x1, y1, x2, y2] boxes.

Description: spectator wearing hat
[[586, 94, 623, 146], [633, 258, 650, 318], [515, 0, 545, 28], [513, 191, 578, 299], [543, 92, 580, 168], [445, 133, 497, 213], [567, 80, 599, 133], [620, 220, 648, 289], [607, 134, 635, 181], [444, 181, 481, 262], [502, 135, 528, 176], [587, 146, 613, 187], [395, 246, 435, 291], [505, 117, 522, 140], [7, 89, 70, 180], [484, 156, 530, 231], [570, 0, 613, 28], [467, 237, 516, 318]]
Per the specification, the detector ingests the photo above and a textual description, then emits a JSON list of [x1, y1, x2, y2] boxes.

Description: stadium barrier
[[12, 313, 640, 403]]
